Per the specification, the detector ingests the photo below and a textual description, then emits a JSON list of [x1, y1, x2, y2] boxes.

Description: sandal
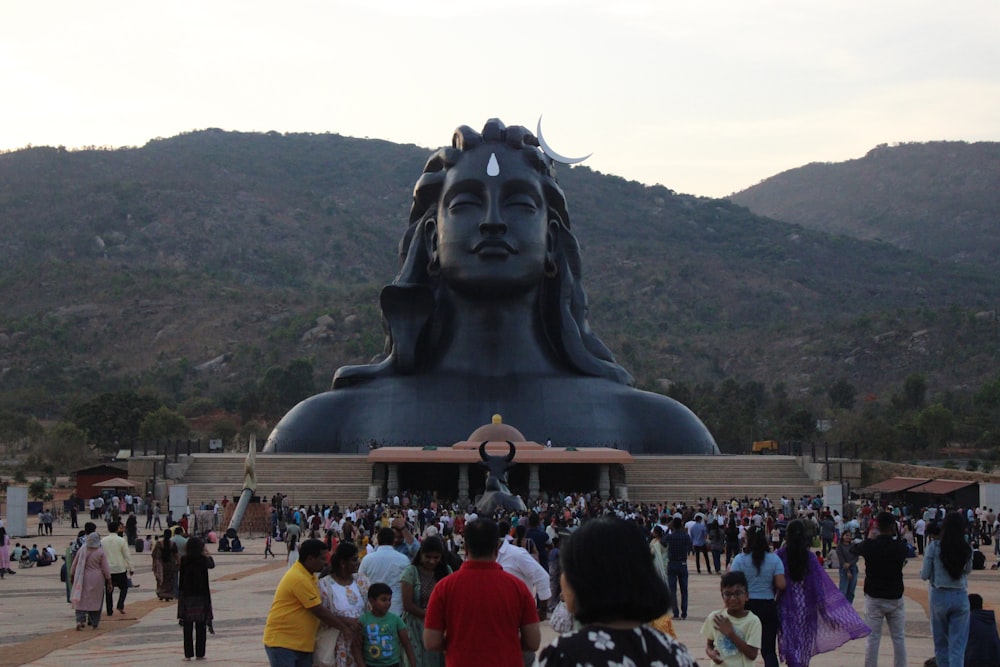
[[76, 622, 85, 631]]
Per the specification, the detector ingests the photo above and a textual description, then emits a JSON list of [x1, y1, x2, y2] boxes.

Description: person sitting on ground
[[37, 546, 53, 567], [217, 534, 231, 552], [966, 592, 1000, 665], [230, 536, 244, 552]]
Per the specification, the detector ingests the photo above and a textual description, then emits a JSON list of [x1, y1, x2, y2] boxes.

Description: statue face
[[429, 145, 556, 296]]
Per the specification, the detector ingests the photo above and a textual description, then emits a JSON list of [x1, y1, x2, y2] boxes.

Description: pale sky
[[2, 1, 998, 198]]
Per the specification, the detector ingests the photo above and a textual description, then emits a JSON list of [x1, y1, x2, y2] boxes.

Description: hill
[[728, 141, 1000, 269], [1, 131, 999, 447]]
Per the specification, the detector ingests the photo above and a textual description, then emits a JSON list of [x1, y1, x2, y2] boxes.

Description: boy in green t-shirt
[[700, 571, 762, 667], [358, 583, 416, 667]]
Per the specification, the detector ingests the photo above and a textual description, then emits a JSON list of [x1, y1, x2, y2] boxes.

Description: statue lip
[[473, 238, 517, 255]]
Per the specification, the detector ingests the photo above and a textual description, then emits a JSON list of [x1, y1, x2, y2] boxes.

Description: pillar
[[529, 464, 540, 500], [387, 464, 399, 500], [458, 464, 470, 506], [599, 464, 610, 499]]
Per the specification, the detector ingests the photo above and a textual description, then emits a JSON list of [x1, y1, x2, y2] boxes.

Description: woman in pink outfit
[[70, 532, 112, 629]]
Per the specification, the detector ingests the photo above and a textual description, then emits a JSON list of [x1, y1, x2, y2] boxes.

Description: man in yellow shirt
[[263, 538, 345, 666]]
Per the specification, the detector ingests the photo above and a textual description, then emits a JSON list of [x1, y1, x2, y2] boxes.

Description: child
[[701, 571, 761, 666], [358, 582, 416, 667], [264, 532, 275, 559]]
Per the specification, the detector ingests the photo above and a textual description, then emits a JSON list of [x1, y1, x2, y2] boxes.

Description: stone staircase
[[175, 453, 820, 508], [624, 455, 820, 505], [178, 454, 374, 507]]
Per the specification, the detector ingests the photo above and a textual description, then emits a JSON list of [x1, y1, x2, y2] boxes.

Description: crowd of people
[[4, 486, 1000, 666], [254, 491, 1000, 667]]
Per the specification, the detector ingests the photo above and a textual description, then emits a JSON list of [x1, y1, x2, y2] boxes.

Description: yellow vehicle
[[751, 440, 779, 454]]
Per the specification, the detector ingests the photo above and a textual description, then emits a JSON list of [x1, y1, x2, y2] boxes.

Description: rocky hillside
[[1, 131, 999, 422], [729, 141, 1000, 269]]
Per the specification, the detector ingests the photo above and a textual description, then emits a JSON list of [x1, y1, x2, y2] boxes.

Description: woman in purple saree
[[776, 519, 870, 666]]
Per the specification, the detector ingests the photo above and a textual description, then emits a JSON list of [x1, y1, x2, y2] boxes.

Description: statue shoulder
[[264, 391, 364, 453], [615, 386, 719, 455]]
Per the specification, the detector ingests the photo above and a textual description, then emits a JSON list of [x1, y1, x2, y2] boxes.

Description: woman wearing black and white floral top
[[536, 518, 697, 667]]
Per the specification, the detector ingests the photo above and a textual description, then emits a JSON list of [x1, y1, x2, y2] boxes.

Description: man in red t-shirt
[[424, 518, 540, 667]]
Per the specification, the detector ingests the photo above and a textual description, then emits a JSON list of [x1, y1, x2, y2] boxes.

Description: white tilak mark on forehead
[[487, 153, 500, 177]]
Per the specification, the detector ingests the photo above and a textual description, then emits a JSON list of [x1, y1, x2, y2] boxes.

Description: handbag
[[549, 600, 574, 634], [60, 562, 67, 583], [313, 625, 340, 667]]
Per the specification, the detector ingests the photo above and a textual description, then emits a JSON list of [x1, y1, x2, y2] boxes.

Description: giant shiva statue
[[265, 119, 718, 455]]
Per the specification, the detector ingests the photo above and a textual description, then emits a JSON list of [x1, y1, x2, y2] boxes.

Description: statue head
[[334, 118, 632, 386]]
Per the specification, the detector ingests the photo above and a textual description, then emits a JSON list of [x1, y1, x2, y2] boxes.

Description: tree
[[828, 378, 857, 410], [36, 422, 92, 474], [918, 403, 954, 449], [899, 374, 928, 411], [70, 390, 162, 452], [782, 409, 817, 441], [138, 406, 191, 442], [28, 479, 50, 501]]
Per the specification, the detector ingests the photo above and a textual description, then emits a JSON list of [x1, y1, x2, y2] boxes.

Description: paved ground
[[1, 517, 998, 666]]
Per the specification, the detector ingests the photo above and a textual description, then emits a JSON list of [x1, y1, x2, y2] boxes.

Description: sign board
[[209, 439, 223, 451]]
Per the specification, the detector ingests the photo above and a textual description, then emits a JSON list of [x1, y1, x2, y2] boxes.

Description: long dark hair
[[412, 535, 450, 581], [184, 536, 206, 562], [747, 526, 770, 571], [783, 519, 811, 582], [160, 529, 176, 563], [938, 512, 972, 580], [330, 541, 359, 577], [560, 518, 669, 624]]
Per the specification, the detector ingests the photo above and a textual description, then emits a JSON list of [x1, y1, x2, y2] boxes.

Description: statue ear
[[425, 216, 439, 256]]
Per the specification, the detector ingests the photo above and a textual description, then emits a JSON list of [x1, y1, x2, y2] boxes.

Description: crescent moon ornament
[[536, 116, 592, 165]]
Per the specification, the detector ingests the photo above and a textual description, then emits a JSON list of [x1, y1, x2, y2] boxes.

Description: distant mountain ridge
[[0, 131, 998, 424], [729, 141, 1000, 268]]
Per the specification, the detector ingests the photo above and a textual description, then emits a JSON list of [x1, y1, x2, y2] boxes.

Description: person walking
[[729, 526, 785, 667], [359, 527, 412, 618], [690, 514, 712, 574], [853, 511, 909, 667], [178, 536, 215, 661], [401, 536, 452, 667], [70, 532, 111, 630], [423, 518, 540, 667], [0, 526, 11, 579], [921, 511, 973, 667], [101, 520, 134, 616], [152, 529, 180, 601], [836, 531, 860, 603], [664, 516, 692, 619], [776, 520, 869, 667], [263, 538, 345, 667]]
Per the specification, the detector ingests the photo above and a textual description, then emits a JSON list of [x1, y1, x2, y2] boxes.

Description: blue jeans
[[265, 645, 313, 667], [667, 561, 688, 617], [839, 564, 858, 603], [929, 587, 970, 667]]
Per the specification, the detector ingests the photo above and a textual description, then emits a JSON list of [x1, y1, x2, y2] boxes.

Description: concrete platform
[[1, 517, 997, 666]]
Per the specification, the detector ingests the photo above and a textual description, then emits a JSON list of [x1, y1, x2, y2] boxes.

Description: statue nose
[[479, 220, 507, 236], [480, 199, 507, 236]]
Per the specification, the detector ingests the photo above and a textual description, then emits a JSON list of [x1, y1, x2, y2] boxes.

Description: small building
[[75, 464, 129, 501]]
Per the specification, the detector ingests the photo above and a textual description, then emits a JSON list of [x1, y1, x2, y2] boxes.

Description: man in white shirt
[[101, 520, 134, 615], [496, 520, 550, 667], [914, 517, 927, 555], [358, 526, 412, 616]]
